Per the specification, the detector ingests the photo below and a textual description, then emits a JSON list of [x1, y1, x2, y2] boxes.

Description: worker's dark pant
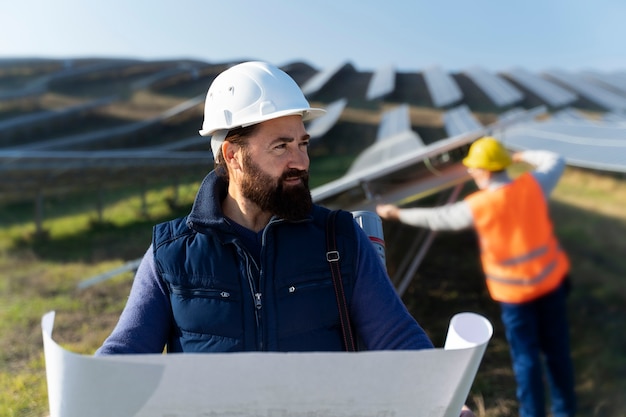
[[499, 279, 576, 417]]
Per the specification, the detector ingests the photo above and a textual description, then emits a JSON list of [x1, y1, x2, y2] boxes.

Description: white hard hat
[[198, 61, 325, 157]]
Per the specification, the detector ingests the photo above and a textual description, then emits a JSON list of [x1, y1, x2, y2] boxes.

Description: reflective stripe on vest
[[486, 254, 556, 285], [466, 173, 569, 303]]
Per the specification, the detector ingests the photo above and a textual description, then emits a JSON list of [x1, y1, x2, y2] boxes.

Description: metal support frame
[[394, 182, 466, 297]]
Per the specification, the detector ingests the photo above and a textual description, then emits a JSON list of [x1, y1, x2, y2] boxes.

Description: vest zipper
[[241, 248, 264, 351]]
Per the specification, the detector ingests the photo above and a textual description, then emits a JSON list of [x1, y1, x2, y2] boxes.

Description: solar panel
[[497, 107, 527, 123], [311, 132, 478, 211], [543, 69, 626, 112], [582, 70, 626, 95], [602, 112, 626, 124], [0, 149, 210, 170], [550, 108, 589, 123], [347, 130, 426, 175], [503, 67, 577, 108], [152, 136, 209, 151], [422, 66, 463, 108], [301, 62, 347, 96], [4, 95, 203, 151], [0, 97, 115, 132], [366, 64, 396, 100], [0, 149, 211, 202], [443, 105, 483, 136], [503, 119, 626, 173], [306, 98, 347, 139], [462, 66, 524, 108], [376, 104, 415, 141]]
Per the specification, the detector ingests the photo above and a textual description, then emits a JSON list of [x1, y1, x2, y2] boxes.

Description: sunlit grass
[[0, 369, 48, 417], [0, 180, 200, 417], [553, 167, 626, 219]]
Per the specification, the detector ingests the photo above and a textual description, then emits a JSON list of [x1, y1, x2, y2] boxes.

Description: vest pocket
[[277, 277, 340, 336], [178, 329, 241, 352], [171, 287, 239, 300], [169, 285, 243, 345]]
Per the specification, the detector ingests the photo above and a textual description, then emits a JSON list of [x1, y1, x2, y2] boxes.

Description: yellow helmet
[[462, 136, 512, 171]]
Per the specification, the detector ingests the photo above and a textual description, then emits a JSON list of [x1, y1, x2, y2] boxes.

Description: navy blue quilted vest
[[152, 206, 357, 352]]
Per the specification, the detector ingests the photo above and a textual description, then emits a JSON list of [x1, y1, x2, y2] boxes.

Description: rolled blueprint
[[444, 312, 494, 350]]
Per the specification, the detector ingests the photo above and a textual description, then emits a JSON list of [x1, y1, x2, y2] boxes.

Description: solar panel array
[[2, 57, 626, 214], [6, 57, 625, 295]]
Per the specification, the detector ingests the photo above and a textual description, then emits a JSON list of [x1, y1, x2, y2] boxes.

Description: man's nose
[[288, 147, 309, 170]]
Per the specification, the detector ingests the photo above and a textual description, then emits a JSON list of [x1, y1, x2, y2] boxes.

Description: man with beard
[[96, 61, 475, 416], [96, 60, 435, 354]]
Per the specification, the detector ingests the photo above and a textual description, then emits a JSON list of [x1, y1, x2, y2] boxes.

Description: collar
[[187, 170, 230, 232], [487, 171, 512, 190]]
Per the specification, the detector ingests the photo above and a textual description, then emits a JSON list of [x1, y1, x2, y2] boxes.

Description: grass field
[[0, 166, 625, 417]]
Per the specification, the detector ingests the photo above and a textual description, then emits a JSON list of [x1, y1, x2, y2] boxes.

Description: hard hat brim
[[199, 107, 326, 137], [462, 155, 511, 171]]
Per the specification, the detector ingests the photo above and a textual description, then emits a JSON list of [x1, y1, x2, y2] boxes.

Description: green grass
[[0, 180, 200, 417], [0, 167, 625, 417]]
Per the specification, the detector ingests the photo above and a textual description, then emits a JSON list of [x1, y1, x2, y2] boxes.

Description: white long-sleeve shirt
[[397, 150, 566, 231]]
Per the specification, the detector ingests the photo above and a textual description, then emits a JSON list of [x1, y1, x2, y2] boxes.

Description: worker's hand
[[511, 151, 524, 163], [459, 404, 476, 417], [376, 204, 400, 220]]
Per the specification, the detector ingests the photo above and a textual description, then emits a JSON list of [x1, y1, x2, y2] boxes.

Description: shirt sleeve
[[397, 200, 474, 231], [350, 222, 435, 350], [95, 245, 172, 355], [517, 149, 565, 196]]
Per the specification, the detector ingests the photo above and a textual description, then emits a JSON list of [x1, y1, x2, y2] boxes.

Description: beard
[[240, 152, 313, 221]]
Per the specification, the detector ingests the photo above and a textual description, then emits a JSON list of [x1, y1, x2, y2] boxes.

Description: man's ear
[[223, 141, 243, 171]]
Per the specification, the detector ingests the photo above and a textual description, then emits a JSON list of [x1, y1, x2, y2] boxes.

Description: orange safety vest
[[465, 173, 569, 303]]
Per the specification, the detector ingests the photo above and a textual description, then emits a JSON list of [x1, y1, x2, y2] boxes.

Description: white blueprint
[[42, 311, 492, 417]]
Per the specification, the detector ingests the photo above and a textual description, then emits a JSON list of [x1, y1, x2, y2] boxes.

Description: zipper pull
[[254, 293, 262, 310]]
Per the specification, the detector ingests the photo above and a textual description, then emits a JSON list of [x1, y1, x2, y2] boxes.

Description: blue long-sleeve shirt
[[96, 191, 434, 355]]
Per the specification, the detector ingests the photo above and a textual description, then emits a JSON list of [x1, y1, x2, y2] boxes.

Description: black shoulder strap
[[326, 210, 357, 352]]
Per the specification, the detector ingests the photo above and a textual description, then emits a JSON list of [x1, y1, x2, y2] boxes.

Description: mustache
[[280, 168, 309, 181]]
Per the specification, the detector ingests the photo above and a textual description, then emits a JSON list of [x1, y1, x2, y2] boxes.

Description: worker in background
[[96, 61, 474, 416], [377, 137, 576, 417]]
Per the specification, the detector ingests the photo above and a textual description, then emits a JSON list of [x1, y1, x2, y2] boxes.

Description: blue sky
[[2, 0, 625, 73]]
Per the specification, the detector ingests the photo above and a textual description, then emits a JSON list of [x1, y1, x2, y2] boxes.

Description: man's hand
[[460, 404, 476, 417], [511, 151, 524, 163]]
